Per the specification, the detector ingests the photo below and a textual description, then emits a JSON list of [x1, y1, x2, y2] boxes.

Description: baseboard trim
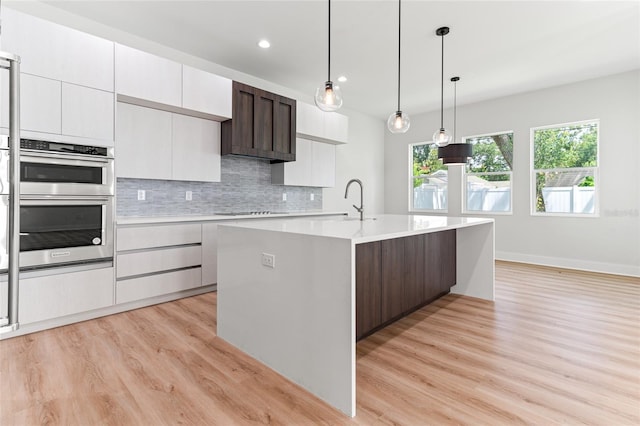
[[495, 251, 640, 278], [1, 284, 217, 339]]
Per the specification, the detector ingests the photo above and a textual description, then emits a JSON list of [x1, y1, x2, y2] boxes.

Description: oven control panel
[[21, 139, 109, 157]]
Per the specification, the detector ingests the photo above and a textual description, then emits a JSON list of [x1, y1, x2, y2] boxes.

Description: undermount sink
[[339, 217, 377, 221]]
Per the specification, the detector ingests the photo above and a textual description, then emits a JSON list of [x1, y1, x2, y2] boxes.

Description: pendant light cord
[[453, 79, 457, 141], [397, 0, 401, 112], [440, 32, 444, 129], [327, 0, 331, 82]]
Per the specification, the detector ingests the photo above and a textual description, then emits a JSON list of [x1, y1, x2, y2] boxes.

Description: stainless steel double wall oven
[[1, 136, 114, 271]]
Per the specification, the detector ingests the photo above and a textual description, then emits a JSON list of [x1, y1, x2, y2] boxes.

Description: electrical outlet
[[261, 253, 275, 268], [137, 190, 146, 201], [310, 193, 315, 201], [186, 191, 193, 201], [282, 193, 287, 201]]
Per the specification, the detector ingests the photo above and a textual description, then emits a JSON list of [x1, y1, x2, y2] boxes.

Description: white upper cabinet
[[323, 112, 349, 144], [115, 46, 232, 119], [295, 101, 348, 144], [296, 102, 324, 137], [116, 102, 221, 182], [115, 44, 182, 107], [172, 114, 221, 182], [116, 102, 173, 180], [311, 140, 336, 188], [182, 66, 232, 119], [1, 74, 114, 145], [274, 137, 312, 187], [1, 7, 114, 91], [20, 74, 62, 135], [61, 83, 114, 142], [271, 138, 336, 188]]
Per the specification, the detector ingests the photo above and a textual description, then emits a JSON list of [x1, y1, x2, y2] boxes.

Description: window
[[410, 143, 447, 211], [532, 120, 598, 215], [464, 132, 514, 213]]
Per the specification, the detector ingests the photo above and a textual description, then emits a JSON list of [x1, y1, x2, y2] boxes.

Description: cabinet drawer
[[116, 267, 201, 304], [117, 223, 202, 251], [117, 245, 202, 278], [19, 266, 114, 325]]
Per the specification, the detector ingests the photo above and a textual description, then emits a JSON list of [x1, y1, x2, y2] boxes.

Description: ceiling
[[38, 0, 640, 119]]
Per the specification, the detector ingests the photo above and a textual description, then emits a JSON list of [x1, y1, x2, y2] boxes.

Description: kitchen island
[[217, 214, 494, 417]]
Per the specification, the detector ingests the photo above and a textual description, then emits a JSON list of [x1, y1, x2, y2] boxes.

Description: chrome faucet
[[344, 178, 364, 221]]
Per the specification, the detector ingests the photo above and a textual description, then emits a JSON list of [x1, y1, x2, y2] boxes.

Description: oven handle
[[20, 196, 112, 205], [20, 150, 113, 165]]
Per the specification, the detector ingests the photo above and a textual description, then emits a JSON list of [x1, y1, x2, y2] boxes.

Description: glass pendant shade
[[433, 127, 452, 147], [433, 26, 451, 147], [315, 81, 343, 112], [387, 111, 410, 133]]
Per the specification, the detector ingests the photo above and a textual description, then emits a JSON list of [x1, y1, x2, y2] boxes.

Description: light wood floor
[[1, 261, 639, 425]]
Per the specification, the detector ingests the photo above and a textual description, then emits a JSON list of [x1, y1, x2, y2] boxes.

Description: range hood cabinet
[[221, 81, 296, 163]]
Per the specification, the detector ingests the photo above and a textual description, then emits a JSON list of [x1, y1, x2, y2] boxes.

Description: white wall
[[386, 70, 640, 277], [324, 110, 385, 215], [6, 2, 386, 215]]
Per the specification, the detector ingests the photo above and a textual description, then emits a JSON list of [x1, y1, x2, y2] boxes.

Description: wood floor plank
[[1, 261, 638, 425]]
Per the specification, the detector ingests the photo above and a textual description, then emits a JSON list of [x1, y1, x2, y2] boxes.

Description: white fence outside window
[[414, 183, 447, 210], [541, 186, 595, 214]]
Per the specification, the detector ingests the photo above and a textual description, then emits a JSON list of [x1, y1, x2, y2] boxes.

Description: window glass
[[464, 132, 513, 213], [411, 143, 447, 211], [532, 121, 598, 215]]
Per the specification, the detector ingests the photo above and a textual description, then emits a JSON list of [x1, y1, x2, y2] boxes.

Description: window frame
[[408, 141, 448, 214], [462, 130, 514, 215], [530, 119, 600, 217]]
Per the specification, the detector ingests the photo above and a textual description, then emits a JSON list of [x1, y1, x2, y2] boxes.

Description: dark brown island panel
[[355, 229, 456, 340]]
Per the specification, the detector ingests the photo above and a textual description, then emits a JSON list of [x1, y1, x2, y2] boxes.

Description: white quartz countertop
[[220, 214, 494, 244], [116, 211, 348, 226]]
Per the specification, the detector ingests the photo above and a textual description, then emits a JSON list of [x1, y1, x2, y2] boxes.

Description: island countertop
[[219, 214, 494, 244]]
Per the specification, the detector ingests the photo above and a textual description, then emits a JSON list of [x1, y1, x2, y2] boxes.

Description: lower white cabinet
[[116, 268, 202, 304], [117, 246, 202, 278], [271, 138, 336, 187], [115, 223, 208, 303], [19, 265, 114, 325], [201, 223, 218, 285], [117, 222, 201, 252]]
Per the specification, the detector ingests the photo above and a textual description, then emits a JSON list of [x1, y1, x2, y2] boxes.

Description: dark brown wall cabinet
[[355, 230, 457, 340], [221, 81, 296, 162]]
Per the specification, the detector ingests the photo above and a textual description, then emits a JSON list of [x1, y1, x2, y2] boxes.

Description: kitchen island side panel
[[217, 225, 355, 416], [453, 221, 495, 301]]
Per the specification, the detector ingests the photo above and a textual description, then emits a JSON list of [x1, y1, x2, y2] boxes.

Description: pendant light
[[432, 26, 452, 147], [387, 0, 410, 133], [315, 0, 343, 112], [438, 76, 472, 164]]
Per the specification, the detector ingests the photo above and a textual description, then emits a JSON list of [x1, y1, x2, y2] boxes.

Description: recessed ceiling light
[[337, 76, 347, 83], [258, 39, 270, 49]]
